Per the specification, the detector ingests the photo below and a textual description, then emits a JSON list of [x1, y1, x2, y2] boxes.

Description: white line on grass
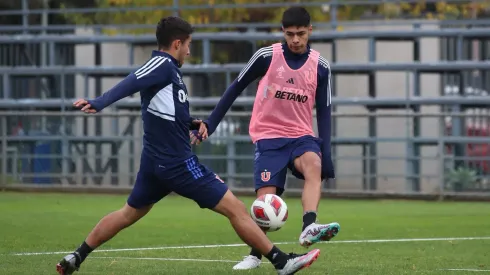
[[91, 256, 244, 264], [440, 269, 490, 272], [10, 236, 490, 256]]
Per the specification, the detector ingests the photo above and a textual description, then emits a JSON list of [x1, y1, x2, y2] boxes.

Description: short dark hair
[[281, 7, 311, 28], [156, 16, 194, 49]]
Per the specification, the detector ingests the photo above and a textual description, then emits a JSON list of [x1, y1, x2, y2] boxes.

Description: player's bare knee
[[225, 196, 248, 219], [306, 157, 322, 174], [234, 199, 248, 217], [295, 152, 321, 177], [213, 190, 247, 218], [119, 203, 152, 225]]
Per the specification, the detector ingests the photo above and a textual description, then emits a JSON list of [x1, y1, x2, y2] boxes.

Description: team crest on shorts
[[261, 170, 271, 182]]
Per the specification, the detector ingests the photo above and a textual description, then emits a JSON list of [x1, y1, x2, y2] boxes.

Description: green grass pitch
[[1, 191, 490, 274]]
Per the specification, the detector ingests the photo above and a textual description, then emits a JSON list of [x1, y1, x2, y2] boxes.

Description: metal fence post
[[61, 72, 69, 183], [329, 0, 338, 30], [367, 37, 377, 191], [21, 0, 28, 34], [437, 124, 446, 201], [411, 23, 422, 192], [1, 116, 7, 185], [173, 0, 179, 17], [226, 135, 236, 188], [2, 74, 9, 99]]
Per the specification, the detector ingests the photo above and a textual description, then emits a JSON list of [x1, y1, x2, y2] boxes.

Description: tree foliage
[[378, 2, 490, 20], [59, 1, 490, 64], [61, 0, 490, 35]]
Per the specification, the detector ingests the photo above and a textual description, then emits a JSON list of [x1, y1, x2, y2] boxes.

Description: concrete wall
[[74, 21, 443, 192]]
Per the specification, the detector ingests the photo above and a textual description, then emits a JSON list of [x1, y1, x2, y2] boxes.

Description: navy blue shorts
[[127, 153, 228, 209], [254, 135, 322, 196]]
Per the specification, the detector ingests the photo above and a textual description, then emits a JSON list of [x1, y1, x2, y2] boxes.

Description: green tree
[[61, 0, 337, 35], [378, 1, 490, 20], [61, 0, 490, 35], [60, 0, 490, 63]]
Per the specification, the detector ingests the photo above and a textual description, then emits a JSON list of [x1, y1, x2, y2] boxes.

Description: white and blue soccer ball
[[250, 194, 288, 232]]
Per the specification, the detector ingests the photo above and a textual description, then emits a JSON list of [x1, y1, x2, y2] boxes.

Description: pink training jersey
[[249, 43, 320, 143]]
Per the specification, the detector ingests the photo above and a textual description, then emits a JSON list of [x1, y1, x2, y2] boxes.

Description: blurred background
[[1, 0, 490, 200]]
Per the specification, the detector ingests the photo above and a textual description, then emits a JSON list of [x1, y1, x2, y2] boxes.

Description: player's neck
[[156, 49, 180, 66], [159, 49, 178, 60]]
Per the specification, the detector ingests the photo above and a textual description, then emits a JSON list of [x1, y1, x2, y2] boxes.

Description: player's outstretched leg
[[232, 186, 276, 270], [56, 203, 152, 275], [213, 189, 320, 275], [294, 151, 340, 247]]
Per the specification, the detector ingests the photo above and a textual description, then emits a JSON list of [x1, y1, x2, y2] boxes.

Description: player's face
[[283, 25, 312, 54], [177, 37, 191, 67]]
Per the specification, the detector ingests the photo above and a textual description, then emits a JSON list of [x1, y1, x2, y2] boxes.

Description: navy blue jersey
[[88, 50, 194, 162]]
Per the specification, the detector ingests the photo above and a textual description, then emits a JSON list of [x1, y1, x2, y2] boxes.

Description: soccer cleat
[[299, 222, 340, 247], [275, 249, 321, 275], [56, 252, 81, 275], [232, 255, 262, 270]]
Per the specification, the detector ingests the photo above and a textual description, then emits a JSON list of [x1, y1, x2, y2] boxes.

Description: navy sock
[[264, 246, 288, 269], [302, 211, 317, 231], [75, 241, 94, 263], [250, 247, 262, 259]]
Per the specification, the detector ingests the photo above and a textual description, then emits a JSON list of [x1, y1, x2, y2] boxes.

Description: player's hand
[[190, 120, 208, 145], [73, 99, 97, 113], [197, 120, 209, 140], [190, 130, 202, 145]]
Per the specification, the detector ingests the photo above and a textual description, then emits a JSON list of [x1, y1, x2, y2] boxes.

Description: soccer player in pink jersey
[[192, 7, 340, 270]]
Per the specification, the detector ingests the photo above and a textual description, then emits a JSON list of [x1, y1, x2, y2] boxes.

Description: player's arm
[[316, 58, 335, 179], [202, 47, 272, 136], [78, 58, 170, 112]]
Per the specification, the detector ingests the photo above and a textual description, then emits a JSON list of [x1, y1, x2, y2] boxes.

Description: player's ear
[[308, 25, 312, 34], [173, 39, 182, 51]]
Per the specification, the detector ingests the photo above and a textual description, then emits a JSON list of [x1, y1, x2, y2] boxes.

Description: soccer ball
[[250, 194, 288, 232]]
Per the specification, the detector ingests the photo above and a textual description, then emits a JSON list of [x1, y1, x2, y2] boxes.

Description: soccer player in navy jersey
[[55, 16, 321, 275], [191, 7, 340, 270]]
